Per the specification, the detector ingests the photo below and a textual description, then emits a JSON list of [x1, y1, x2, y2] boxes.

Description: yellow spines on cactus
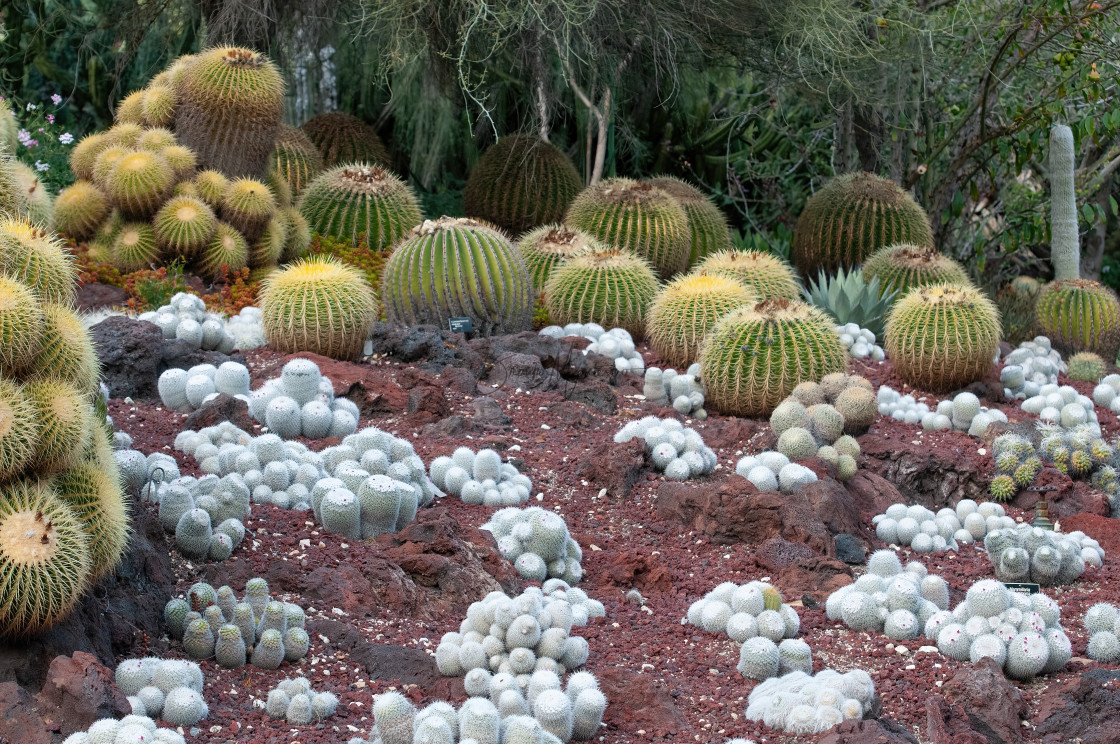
[[646, 272, 755, 367], [221, 177, 276, 243], [195, 169, 229, 210], [25, 379, 93, 473], [91, 146, 130, 187], [53, 181, 110, 241], [269, 125, 323, 197], [761, 586, 783, 611], [0, 379, 39, 481], [885, 283, 1001, 393], [462, 134, 582, 235], [104, 123, 144, 148], [516, 224, 601, 290], [0, 148, 24, 219], [27, 304, 99, 393], [1035, 278, 1120, 359], [699, 298, 848, 417], [564, 177, 691, 280], [11, 161, 53, 229], [114, 91, 146, 124], [0, 478, 92, 636], [862, 243, 972, 297], [297, 164, 422, 250], [543, 247, 660, 339], [70, 132, 111, 181], [260, 255, 378, 360], [136, 127, 177, 152], [791, 172, 934, 276], [1067, 351, 1106, 382], [265, 167, 292, 209], [161, 145, 198, 181], [300, 112, 390, 168], [154, 196, 217, 261], [197, 222, 250, 279], [647, 175, 732, 267], [692, 249, 801, 301], [0, 275, 44, 374], [0, 216, 78, 305], [175, 46, 285, 178], [142, 85, 177, 127], [104, 150, 174, 218], [280, 207, 310, 263], [88, 210, 122, 263], [110, 222, 161, 273], [249, 215, 287, 268], [0, 105, 16, 153], [989, 474, 1017, 502], [53, 458, 130, 582]]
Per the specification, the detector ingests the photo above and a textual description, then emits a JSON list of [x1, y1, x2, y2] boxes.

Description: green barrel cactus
[[269, 125, 324, 197], [53, 181, 110, 241], [300, 112, 390, 168], [297, 164, 422, 250], [791, 172, 934, 276], [564, 177, 691, 280], [862, 243, 972, 298], [647, 272, 755, 367], [381, 217, 533, 337], [1035, 278, 1120, 359], [462, 134, 582, 235], [647, 175, 732, 267], [692, 249, 801, 301], [516, 224, 602, 291], [544, 247, 660, 339], [698, 298, 848, 417], [1067, 351, 1106, 382], [885, 283, 1001, 393]]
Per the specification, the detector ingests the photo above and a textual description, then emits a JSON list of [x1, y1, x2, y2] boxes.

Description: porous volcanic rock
[[367, 323, 485, 376], [90, 316, 164, 399], [942, 656, 1026, 744], [1035, 669, 1120, 744], [182, 393, 254, 431], [597, 666, 688, 738], [1011, 467, 1109, 519], [818, 718, 920, 744], [0, 682, 48, 744], [577, 439, 649, 501], [35, 651, 130, 737], [859, 421, 989, 507]]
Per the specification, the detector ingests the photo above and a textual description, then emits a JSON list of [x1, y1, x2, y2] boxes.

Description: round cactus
[[111, 222, 161, 273], [885, 283, 1000, 393], [250, 215, 288, 269], [0, 275, 44, 373], [0, 217, 78, 305], [1036, 278, 1120, 359], [691, 249, 801, 301], [53, 459, 130, 581], [28, 304, 100, 392], [298, 164, 422, 250], [269, 125, 323, 197], [863, 243, 972, 297], [197, 222, 250, 279], [791, 172, 934, 276], [137, 127, 178, 152], [195, 169, 229, 209], [382, 217, 533, 337], [70, 132, 111, 181], [647, 272, 755, 368], [1068, 351, 1106, 382], [462, 134, 582, 235], [161, 144, 198, 180], [142, 85, 177, 127], [221, 177, 276, 243], [279, 207, 311, 262], [11, 162, 53, 228], [516, 224, 603, 291], [53, 180, 110, 241], [104, 150, 174, 218], [0, 379, 38, 481], [115, 90, 146, 124], [175, 46, 284, 177], [647, 175, 732, 267], [699, 298, 849, 417], [154, 196, 217, 260], [260, 255, 377, 360], [300, 112, 390, 168], [565, 177, 691, 280], [26, 379, 93, 473], [544, 247, 660, 339]]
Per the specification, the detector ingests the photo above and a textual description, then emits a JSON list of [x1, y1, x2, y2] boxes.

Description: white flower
[[58, 132, 73, 144], [34, 161, 49, 172], [25, 103, 35, 111]]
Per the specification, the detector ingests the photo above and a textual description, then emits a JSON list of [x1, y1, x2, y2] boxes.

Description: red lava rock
[[182, 393, 255, 432], [843, 470, 905, 516], [407, 385, 451, 423], [942, 656, 1026, 743], [1035, 669, 1120, 744], [602, 551, 674, 592], [1013, 467, 1109, 519], [754, 536, 818, 573], [0, 682, 48, 744], [439, 364, 478, 394], [34, 652, 130, 737], [801, 476, 868, 538], [75, 281, 128, 310], [926, 694, 991, 744], [776, 555, 853, 599], [1061, 512, 1120, 555], [597, 667, 688, 736], [577, 439, 649, 501], [817, 718, 920, 744]]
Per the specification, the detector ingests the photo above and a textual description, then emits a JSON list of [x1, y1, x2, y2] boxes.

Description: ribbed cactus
[[692, 249, 801, 301], [1067, 351, 1106, 381], [53, 460, 130, 581], [297, 164, 422, 250], [301, 112, 390, 168], [12, 161, 53, 228], [791, 172, 934, 276], [0, 217, 78, 305], [175, 47, 284, 178], [885, 283, 1001, 393], [115, 90, 146, 124], [1035, 278, 1120, 359], [53, 180, 110, 241], [862, 243, 972, 298], [463, 134, 582, 235], [70, 132, 111, 181], [565, 177, 691, 279], [154, 196, 217, 260], [105, 150, 174, 218], [1050, 124, 1079, 280], [221, 178, 276, 243], [646, 273, 755, 367], [648, 176, 732, 267], [26, 379, 92, 473], [516, 224, 603, 291], [142, 85, 177, 127], [111, 222, 161, 273], [544, 247, 660, 339], [382, 217, 533, 336], [251, 628, 286, 669], [269, 125, 324, 197], [198, 222, 250, 279], [699, 298, 848, 417]]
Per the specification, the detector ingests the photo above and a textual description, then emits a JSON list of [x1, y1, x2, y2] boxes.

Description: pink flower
[[59, 132, 73, 144], [50, 94, 62, 105], [46, 115, 54, 124]]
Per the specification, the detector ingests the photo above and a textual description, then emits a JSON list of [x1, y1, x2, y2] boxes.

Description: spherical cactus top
[[462, 134, 582, 235], [301, 112, 390, 168], [154, 196, 218, 260], [142, 85, 177, 127], [647, 175, 732, 267], [692, 249, 801, 301], [885, 283, 1000, 393], [516, 224, 602, 290], [269, 125, 324, 197], [115, 90, 146, 124], [52, 180, 110, 242], [1067, 351, 1106, 382], [1035, 278, 1120, 359], [565, 177, 691, 280], [647, 273, 755, 368], [544, 246, 661, 339], [0, 217, 78, 305], [70, 132, 111, 181], [105, 150, 174, 218], [792, 172, 933, 276], [862, 243, 972, 298], [297, 164, 422, 250]]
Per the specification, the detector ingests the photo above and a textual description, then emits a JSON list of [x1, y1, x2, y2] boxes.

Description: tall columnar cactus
[[862, 243, 972, 298], [259, 255, 378, 360], [269, 125, 324, 197], [699, 298, 848, 416], [1050, 124, 1079, 280], [297, 164, 422, 250], [647, 273, 755, 367], [462, 134, 583, 235], [175, 47, 284, 178], [791, 172, 934, 276], [543, 247, 661, 339], [516, 224, 602, 290], [564, 178, 691, 280], [692, 249, 801, 301], [1035, 278, 1120, 358], [648, 176, 732, 267], [300, 112, 390, 168], [885, 283, 1001, 392], [382, 217, 534, 336]]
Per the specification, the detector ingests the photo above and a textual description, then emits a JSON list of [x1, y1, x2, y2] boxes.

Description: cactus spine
[[647, 175, 732, 267], [269, 125, 324, 197], [692, 249, 801, 301], [862, 243, 972, 298], [516, 225, 601, 291], [300, 112, 390, 168], [1035, 278, 1120, 359]]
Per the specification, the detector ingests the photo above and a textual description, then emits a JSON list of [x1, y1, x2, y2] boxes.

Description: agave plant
[[802, 266, 898, 338]]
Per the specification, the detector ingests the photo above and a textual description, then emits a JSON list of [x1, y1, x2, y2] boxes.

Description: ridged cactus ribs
[[543, 247, 660, 339], [647, 175, 732, 267], [1035, 278, 1120, 359], [516, 224, 600, 290], [862, 243, 972, 298], [297, 163, 421, 250], [647, 272, 755, 367]]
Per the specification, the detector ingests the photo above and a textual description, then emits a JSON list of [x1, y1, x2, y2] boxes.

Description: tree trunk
[[853, 104, 883, 173], [1082, 181, 1113, 280]]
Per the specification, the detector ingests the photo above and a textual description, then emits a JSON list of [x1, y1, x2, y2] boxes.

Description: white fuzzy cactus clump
[[157, 361, 253, 413], [259, 676, 339, 724], [61, 714, 186, 744], [246, 358, 358, 439], [872, 499, 1013, 552], [932, 579, 1071, 680], [1020, 383, 1101, 433], [734, 451, 817, 493], [1001, 337, 1065, 399], [138, 291, 236, 353], [744, 668, 875, 734], [540, 323, 645, 374], [1091, 373, 1120, 415], [825, 549, 952, 639], [614, 415, 717, 480], [482, 507, 584, 583], [114, 656, 205, 726], [984, 523, 1104, 586], [223, 306, 266, 350], [642, 363, 706, 418], [876, 386, 933, 425], [430, 446, 534, 506], [1083, 602, 1120, 663], [835, 322, 885, 360]]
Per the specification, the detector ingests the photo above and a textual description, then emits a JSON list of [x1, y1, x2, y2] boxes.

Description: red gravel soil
[[106, 347, 1120, 744]]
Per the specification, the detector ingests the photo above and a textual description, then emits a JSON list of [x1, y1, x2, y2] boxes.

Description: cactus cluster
[[825, 550, 951, 640], [642, 363, 707, 418], [834, 321, 885, 360], [245, 358, 358, 439], [1034, 424, 1120, 509], [429, 446, 534, 506], [1083, 602, 1120, 662], [878, 388, 1007, 435], [144, 465, 249, 561], [744, 668, 876, 735], [113, 657, 207, 726], [802, 265, 897, 338], [543, 246, 660, 339], [692, 249, 801, 301], [647, 273, 755, 367], [768, 373, 873, 477], [862, 243, 971, 298], [300, 111, 390, 169], [1035, 278, 1120, 359], [268, 125, 324, 198], [987, 434, 1043, 502], [931, 579, 1071, 680], [518, 226, 602, 291], [872, 500, 1013, 552], [1091, 372, 1120, 416], [157, 360, 250, 413], [137, 291, 239, 353], [1067, 351, 1106, 381], [613, 416, 718, 481], [62, 715, 187, 744], [647, 176, 733, 267], [734, 451, 821, 493], [482, 508, 585, 583], [984, 524, 1103, 586], [538, 323, 646, 374], [163, 579, 310, 670], [262, 676, 339, 725], [297, 163, 422, 250], [1000, 336, 1065, 399], [1022, 384, 1101, 430]]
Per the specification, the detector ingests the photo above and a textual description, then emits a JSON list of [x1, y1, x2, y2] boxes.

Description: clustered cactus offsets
[[984, 523, 1103, 585], [873, 500, 1013, 553], [613, 415, 718, 481], [113, 656, 207, 726], [262, 676, 339, 725], [877, 388, 1007, 435], [1083, 602, 1120, 662], [139, 456, 249, 561], [62, 714, 187, 744], [164, 579, 310, 669], [1020, 384, 1100, 430], [138, 291, 239, 354], [430, 446, 534, 506], [1000, 424, 1120, 515], [744, 668, 876, 735], [1000, 336, 1065, 399], [1092, 372, 1120, 417], [157, 360, 251, 413], [642, 362, 707, 418], [734, 450, 820, 493], [825, 549, 951, 640], [245, 357, 359, 439], [538, 323, 647, 374], [482, 507, 585, 583]]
